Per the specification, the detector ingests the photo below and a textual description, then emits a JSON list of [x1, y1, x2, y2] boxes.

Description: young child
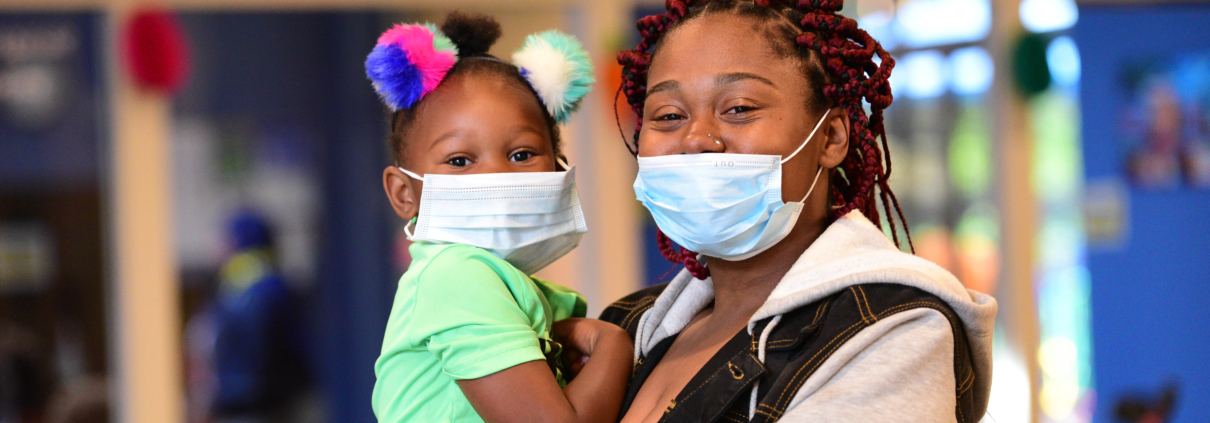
[[367, 12, 633, 423]]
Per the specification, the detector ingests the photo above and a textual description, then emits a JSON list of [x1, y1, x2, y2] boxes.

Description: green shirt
[[372, 241, 587, 423]]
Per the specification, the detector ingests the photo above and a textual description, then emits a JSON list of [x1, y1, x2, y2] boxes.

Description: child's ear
[[383, 166, 420, 221]]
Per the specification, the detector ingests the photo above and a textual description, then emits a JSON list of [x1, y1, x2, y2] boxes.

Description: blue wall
[[1076, 6, 1210, 422], [0, 13, 102, 190]]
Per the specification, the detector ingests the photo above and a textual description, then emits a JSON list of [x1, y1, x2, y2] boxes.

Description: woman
[[598, 1, 997, 422]]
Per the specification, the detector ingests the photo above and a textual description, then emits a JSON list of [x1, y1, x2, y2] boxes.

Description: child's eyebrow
[[510, 125, 557, 152], [508, 122, 548, 137], [429, 129, 471, 149]]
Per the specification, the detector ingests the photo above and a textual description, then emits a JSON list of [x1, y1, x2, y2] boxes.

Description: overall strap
[[599, 282, 672, 418], [603, 283, 769, 423], [600, 282, 668, 339]]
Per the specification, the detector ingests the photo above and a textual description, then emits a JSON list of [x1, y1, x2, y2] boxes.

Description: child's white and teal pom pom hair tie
[[511, 30, 595, 125]]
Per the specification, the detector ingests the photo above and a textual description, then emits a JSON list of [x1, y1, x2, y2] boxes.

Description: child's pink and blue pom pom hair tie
[[365, 23, 458, 111]]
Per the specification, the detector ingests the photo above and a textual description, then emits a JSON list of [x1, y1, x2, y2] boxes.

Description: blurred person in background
[[185, 210, 307, 423], [44, 377, 107, 423]]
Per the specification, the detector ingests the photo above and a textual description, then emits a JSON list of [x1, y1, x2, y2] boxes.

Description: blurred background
[[0, 0, 1206, 422]]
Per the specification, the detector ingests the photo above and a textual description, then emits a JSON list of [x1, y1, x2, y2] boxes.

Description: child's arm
[[457, 318, 633, 423]]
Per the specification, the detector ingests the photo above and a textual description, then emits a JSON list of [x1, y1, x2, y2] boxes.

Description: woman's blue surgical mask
[[633, 110, 829, 262], [398, 159, 587, 275]]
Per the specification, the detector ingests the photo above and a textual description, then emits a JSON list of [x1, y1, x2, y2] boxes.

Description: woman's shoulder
[[747, 284, 978, 422], [599, 283, 669, 338]]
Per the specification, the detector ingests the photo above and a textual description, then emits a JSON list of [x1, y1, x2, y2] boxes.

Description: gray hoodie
[[631, 211, 998, 422]]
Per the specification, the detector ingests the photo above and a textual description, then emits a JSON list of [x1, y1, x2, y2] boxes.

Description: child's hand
[[458, 317, 632, 423], [552, 318, 630, 379], [560, 343, 589, 380], [552, 318, 628, 356]]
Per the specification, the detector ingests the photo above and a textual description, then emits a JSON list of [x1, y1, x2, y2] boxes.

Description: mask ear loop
[[397, 165, 424, 240], [397, 166, 423, 181], [403, 218, 417, 240], [556, 156, 571, 171], [780, 110, 830, 205], [780, 109, 831, 165], [799, 166, 825, 203]]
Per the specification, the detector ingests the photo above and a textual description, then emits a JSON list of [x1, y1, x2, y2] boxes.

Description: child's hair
[[616, 0, 909, 278], [367, 12, 594, 168]]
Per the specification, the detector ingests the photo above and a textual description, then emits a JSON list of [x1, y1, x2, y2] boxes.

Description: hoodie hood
[[634, 210, 998, 418]]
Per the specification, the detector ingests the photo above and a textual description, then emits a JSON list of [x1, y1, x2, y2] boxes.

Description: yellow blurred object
[[218, 249, 272, 294], [1038, 337, 1080, 419]]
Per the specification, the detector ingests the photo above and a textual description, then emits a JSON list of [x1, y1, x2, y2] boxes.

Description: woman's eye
[[447, 157, 470, 167], [654, 112, 684, 121], [510, 151, 535, 162]]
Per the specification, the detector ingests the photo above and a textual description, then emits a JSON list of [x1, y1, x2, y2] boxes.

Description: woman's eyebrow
[[716, 72, 776, 88], [647, 80, 680, 96], [647, 72, 774, 96]]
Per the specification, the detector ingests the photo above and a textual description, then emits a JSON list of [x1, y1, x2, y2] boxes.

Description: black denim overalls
[[600, 283, 979, 423]]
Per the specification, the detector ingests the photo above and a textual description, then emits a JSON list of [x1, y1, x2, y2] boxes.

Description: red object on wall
[[122, 9, 189, 94]]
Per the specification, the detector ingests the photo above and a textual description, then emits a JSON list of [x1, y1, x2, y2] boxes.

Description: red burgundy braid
[[619, 0, 911, 280]]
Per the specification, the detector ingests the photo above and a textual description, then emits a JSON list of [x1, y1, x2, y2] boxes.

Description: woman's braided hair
[[618, 0, 910, 279]]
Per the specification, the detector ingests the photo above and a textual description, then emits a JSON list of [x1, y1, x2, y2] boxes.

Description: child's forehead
[[429, 72, 542, 112], [405, 74, 551, 145]]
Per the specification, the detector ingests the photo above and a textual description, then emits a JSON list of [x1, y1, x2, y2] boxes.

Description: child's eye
[[510, 151, 535, 162], [725, 105, 754, 114], [447, 157, 470, 167]]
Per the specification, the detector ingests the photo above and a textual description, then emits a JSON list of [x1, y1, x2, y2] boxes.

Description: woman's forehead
[[648, 13, 802, 92]]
